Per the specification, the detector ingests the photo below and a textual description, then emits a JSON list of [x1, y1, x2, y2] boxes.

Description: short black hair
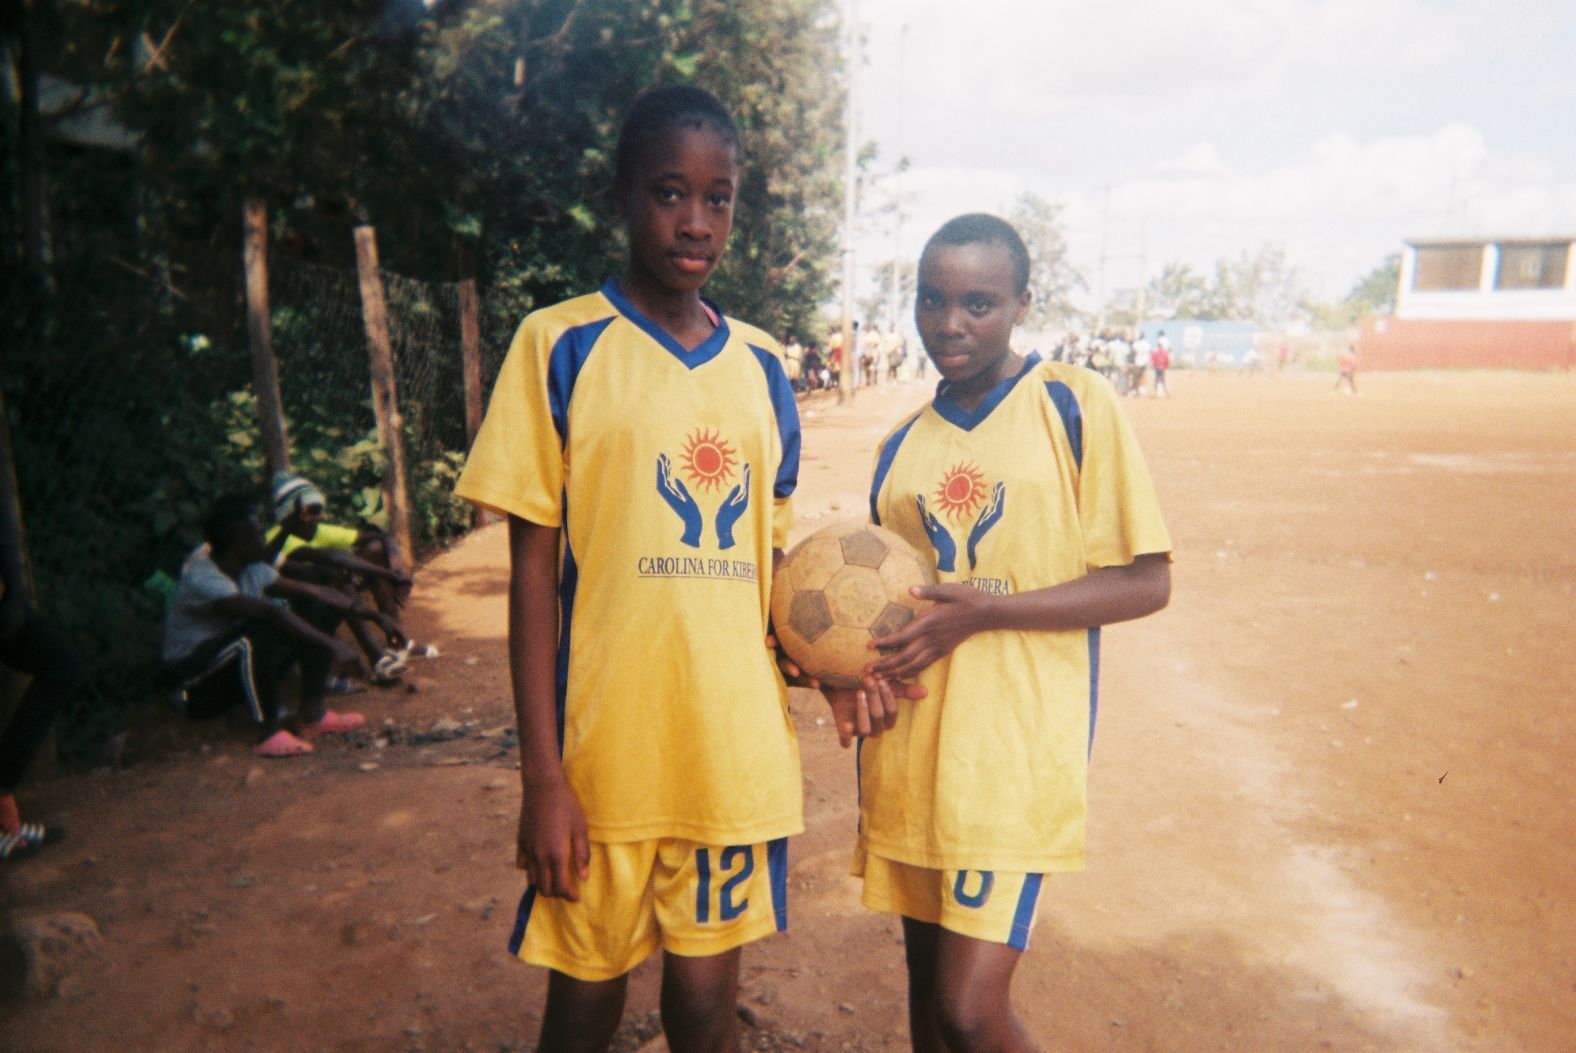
[[204, 493, 260, 551], [614, 85, 742, 189], [922, 213, 1031, 296]]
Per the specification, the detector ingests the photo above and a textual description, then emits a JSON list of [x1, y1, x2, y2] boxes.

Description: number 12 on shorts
[[695, 845, 754, 923]]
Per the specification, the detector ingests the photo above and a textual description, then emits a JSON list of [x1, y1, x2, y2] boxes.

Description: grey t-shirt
[[161, 546, 279, 662]]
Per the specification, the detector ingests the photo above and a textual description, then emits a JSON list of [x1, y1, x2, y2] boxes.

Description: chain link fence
[[2, 247, 520, 765]]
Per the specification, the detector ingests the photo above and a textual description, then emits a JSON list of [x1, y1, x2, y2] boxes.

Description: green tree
[[1144, 261, 1216, 320], [1303, 254, 1400, 331], [1216, 245, 1306, 327], [1142, 246, 1307, 325], [861, 258, 915, 330], [1007, 192, 1082, 328], [3, 0, 848, 765], [1344, 253, 1400, 316]]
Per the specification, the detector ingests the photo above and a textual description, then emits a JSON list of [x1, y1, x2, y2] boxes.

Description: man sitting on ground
[[266, 474, 419, 681], [162, 494, 388, 757]]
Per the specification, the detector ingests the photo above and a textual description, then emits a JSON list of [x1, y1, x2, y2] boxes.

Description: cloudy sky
[[849, 0, 1576, 307]]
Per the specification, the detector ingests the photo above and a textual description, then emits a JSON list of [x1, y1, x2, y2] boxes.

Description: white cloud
[[859, 121, 1576, 305]]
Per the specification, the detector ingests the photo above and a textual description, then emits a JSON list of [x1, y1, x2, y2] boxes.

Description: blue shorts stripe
[[506, 885, 538, 956], [767, 837, 790, 931], [1008, 873, 1044, 951], [555, 505, 579, 753], [1087, 626, 1101, 757]]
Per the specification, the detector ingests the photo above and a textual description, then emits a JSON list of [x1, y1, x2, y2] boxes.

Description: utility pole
[[1133, 219, 1148, 333], [1095, 185, 1110, 333], [887, 23, 908, 337], [838, 0, 859, 405]]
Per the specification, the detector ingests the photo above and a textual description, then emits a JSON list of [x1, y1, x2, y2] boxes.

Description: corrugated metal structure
[[1138, 321, 1259, 367]]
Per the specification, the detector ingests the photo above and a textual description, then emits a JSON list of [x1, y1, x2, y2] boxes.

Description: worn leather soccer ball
[[771, 521, 936, 689]]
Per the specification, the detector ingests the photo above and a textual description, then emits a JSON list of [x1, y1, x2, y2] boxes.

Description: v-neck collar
[[603, 278, 730, 370], [932, 352, 1041, 431]]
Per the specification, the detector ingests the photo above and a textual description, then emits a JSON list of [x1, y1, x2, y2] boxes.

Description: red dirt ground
[[4, 368, 1574, 1052]]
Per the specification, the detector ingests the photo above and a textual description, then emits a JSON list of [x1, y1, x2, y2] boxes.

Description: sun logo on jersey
[[680, 428, 738, 491], [932, 462, 988, 521]]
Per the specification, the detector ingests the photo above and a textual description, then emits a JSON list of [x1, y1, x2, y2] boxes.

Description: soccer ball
[[771, 520, 936, 689]]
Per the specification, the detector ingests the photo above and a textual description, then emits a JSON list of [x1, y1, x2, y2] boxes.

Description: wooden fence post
[[0, 387, 51, 777], [457, 264, 486, 528], [459, 275, 483, 447], [352, 224, 413, 569], [242, 198, 291, 480]]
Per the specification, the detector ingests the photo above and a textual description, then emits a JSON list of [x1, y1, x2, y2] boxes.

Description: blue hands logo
[[966, 482, 1005, 568], [916, 494, 958, 573], [657, 453, 751, 550], [715, 463, 751, 550], [657, 453, 704, 548], [915, 480, 1005, 575]]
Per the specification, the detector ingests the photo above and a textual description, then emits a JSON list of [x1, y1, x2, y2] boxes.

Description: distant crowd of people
[[780, 320, 920, 393], [1045, 328, 1174, 398]]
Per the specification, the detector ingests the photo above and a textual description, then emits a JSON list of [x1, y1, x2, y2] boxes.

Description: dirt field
[[4, 368, 1574, 1052]]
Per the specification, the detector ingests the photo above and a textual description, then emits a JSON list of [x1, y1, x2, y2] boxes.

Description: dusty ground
[[4, 368, 1575, 1052]]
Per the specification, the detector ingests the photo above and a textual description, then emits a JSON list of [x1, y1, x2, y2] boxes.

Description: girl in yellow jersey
[[457, 86, 823, 1053], [857, 214, 1173, 1052]]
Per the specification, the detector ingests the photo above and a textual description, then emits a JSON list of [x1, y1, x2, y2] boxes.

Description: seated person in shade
[[162, 494, 383, 757], [1, 519, 83, 861], [266, 474, 420, 679]]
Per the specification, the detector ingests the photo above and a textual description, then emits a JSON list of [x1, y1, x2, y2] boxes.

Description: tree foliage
[[1140, 245, 1307, 327], [1343, 253, 1400, 317], [2, 0, 846, 764], [1007, 192, 1082, 329], [1302, 254, 1400, 332], [14, 0, 843, 323]]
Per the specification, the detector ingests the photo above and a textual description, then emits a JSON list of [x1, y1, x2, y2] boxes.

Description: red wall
[[1357, 317, 1576, 371]]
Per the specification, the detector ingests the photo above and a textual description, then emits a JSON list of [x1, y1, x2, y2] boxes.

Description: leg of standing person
[[537, 970, 629, 1053], [0, 617, 83, 844], [660, 948, 742, 1053], [902, 917, 1038, 1053]]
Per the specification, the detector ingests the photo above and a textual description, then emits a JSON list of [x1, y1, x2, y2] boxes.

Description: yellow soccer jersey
[[862, 354, 1171, 872], [265, 522, 359, 564], [456, 280, 802, 846]]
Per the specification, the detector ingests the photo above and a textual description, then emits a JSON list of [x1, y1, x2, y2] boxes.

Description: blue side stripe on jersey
[[767, 837, 790, 931], [1087, 626, 1101, 757], [1008, 873, 1044, 950], [749, 344, 802, 499], [601, 278, 731, 369], [556, 495, 579, 753], [1044, 380, 1084, 470], [869, 413, 922, 525], [507, 884, 538, 956], [932, 352, 1042, 431], [547, 316, 616, 446]]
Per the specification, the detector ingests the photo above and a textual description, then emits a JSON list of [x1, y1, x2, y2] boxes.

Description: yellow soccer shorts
[[507, 837, 789, 981], [856, 850, 1045, 951]]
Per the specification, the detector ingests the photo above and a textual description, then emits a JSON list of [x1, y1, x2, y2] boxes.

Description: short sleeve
[[454, 314, 567, 526], [238, 562, 281, 596], [745, 337, 800, 552], [1074, 380, 1172, 568], [184, 560, 238, 606]]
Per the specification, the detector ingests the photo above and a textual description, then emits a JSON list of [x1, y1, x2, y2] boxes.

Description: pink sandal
[[303, 710, 366, 736], [254, 730, 314, 758]]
